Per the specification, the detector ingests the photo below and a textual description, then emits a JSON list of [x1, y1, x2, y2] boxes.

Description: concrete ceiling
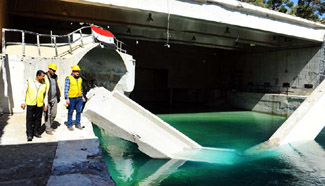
[[6, 0, 321, 50]]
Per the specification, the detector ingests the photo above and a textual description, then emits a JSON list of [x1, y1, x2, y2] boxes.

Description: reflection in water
[[173, 147, 239, 165], [98, 129, 134, 182], [138, 159, 185, 186], [276, 141, 325, 185], [94, 112, 325, 186], [96, 128, 185, 185]]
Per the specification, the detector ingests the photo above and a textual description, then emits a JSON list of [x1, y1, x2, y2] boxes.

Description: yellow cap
[[72, 65, 81, 71], [48, 63, 57, 71]]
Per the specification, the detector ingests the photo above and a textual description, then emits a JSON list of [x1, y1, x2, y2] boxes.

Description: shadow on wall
[[78, 46, 126, 94], [0, 56, 14, 140], [229, 46, 321, 115], [0, 56, 14, 114], [231, 47, 320, 96]]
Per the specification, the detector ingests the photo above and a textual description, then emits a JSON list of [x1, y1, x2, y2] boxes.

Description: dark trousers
[[26, 105, 43, 137]]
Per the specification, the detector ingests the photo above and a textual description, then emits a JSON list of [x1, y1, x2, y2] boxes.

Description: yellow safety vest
[[25, 78, 47, 107], [68, 75, 82, 98]]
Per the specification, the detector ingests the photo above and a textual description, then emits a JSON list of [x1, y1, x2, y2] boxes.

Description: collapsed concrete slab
[[83, 87, 202, 159]]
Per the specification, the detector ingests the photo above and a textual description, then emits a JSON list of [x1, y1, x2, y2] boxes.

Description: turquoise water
[[93, 111, 325, 186]]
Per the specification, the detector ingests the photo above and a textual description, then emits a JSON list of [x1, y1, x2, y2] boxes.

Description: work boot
[[46, 131, 53, 135], [76, 125, 83, 130], [68, 126, 74, 131]]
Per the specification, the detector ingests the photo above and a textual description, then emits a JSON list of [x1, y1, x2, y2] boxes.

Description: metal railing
[[1, 25, 126, 60]]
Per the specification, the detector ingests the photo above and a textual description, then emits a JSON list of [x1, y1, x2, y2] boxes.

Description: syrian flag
[[91, 25, 116, 49]]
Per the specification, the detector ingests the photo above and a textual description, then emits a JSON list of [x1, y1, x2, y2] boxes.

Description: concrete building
[[1, 0, 325, 116]]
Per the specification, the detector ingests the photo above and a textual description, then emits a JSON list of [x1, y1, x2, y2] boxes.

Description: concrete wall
[[0, 0, 8, 50], [228, 46, 322, 115], [0, 42, 135, 114], [0, 43, 97, 113], [229, 92, 306, 116], [230, 46, 322, 95], [125, 39, 322, 115], [128, 40, 231, 106], [0, 55, 71, 113]]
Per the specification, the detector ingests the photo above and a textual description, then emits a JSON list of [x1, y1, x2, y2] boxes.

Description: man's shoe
[[76, 125, 83, 130], [46, 131, 53, 135], [34, 134, 42, 138], [27, 136, 33, 142], [68, 127, 74, 131]]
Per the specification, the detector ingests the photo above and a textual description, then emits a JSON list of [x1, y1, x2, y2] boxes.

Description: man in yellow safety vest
[[21, 70, 48, 141], [64, 65, 86, 131]]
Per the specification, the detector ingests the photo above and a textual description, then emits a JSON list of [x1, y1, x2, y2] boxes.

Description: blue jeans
[[67, 97, 83, 127]]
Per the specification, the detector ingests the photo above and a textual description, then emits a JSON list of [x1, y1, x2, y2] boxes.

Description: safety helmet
[[72, 65, 81, 71], [48, 63, 57, 71]]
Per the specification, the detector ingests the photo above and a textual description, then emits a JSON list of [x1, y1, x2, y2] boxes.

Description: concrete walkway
[[0, 106, 115, 186]]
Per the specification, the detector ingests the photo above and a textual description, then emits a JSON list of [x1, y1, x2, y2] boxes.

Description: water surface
[[93, 111, 325, 186]]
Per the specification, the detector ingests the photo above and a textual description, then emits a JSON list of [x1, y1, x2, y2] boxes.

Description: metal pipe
[[2, 26, 91, 38]]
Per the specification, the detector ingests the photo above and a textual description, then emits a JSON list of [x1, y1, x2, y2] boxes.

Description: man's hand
[[21, 104, 26, 110], [83, 97, 86, 102], [66, 99, 70, 105], [44, 106, 48, 112]]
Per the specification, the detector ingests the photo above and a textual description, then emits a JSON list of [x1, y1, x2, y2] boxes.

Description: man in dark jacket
[[44, 63, 61, 135]]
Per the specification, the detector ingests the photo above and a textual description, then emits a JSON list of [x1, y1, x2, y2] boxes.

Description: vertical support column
[[37, 34, 41, 56], [50, 30, 53, 43], [79, 30, 83, 47], [1, 28, 5, 61], [1, 28, 8, 97], [22, 31, 25, 56], [68, 34, 72, 53], [91, 26, 95, 42], [53, 36, 58, 57]]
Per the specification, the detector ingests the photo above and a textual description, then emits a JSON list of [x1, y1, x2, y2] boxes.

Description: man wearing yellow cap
[[64, 65, 86, 131], [44, 63, 61, 135]]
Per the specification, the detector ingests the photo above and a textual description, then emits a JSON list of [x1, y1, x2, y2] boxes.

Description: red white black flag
[[91, 25, 116, 49]]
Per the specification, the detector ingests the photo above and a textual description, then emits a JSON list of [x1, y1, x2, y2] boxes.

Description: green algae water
[[93, 111, 325, 186]]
